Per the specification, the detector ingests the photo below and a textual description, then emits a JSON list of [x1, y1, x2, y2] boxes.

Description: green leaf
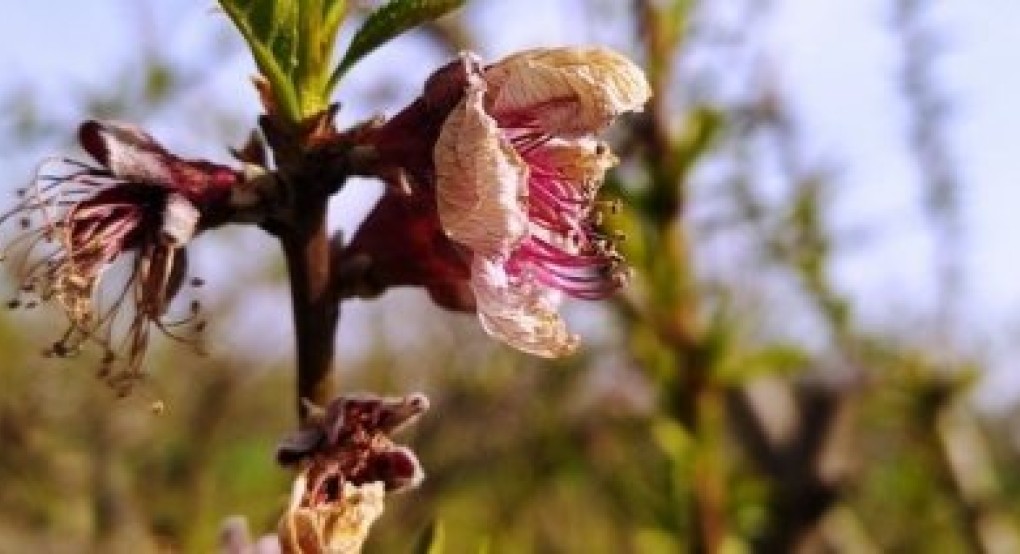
[[219, 0, 348, 122], [413, 519, 445, 554], [329, 0, 466, 88], [218, 0, 302, 121], [294, 0, 350, 114], [322, 0, 349, 45]]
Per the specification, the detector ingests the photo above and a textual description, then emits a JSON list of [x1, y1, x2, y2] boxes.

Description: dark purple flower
[[1, 120, 241, 389]]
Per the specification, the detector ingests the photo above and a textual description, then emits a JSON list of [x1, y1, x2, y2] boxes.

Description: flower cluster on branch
[[1, 42, 648, 554]]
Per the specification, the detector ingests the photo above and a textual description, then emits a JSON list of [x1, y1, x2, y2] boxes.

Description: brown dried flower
[[1, 120, 241, 390], [275, 393, 429, 553]]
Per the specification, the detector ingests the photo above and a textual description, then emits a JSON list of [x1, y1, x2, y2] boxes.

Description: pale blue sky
[[0, 1, 1017, 403]]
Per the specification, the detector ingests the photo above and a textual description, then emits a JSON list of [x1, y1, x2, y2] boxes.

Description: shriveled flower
[[276, 393, 428, 553], [278, 478, 384, 554], [433, 47, 650, 357], [0, 120, 241, 390], [276, 393, 428, 491]]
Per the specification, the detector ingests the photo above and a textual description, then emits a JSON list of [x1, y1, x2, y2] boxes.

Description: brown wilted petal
[[483, 46, 652, 136]]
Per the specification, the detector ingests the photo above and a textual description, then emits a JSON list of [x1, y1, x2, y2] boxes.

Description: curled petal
[[470, 256, 578, 358], [279, 479, 385, 554], [364, 445, 425, 493], [435, 76, 529, 258], [323, 392, 430, 446], [79, 120, 239, 206], [483, 47, 652, 136], [276, 393, 430, 495], [79, 120, 174, 185]]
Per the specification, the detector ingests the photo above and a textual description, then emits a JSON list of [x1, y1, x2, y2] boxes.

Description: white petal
[[484, 47, 652, 136], [470, 256, 578, 358], [161, 193, 200, 246], [434, 76, 529, 257], [80, 120, 173, 185]]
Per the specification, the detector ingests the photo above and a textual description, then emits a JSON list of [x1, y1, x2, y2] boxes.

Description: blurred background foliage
[[1, 0, 1019, 552]]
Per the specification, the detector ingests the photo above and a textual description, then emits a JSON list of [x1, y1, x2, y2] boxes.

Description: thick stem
[[281, 200, 337, 421]]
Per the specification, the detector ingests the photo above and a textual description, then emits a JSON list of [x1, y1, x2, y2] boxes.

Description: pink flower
[[1, 120, 240, 387], [433, 47, 650, 357]]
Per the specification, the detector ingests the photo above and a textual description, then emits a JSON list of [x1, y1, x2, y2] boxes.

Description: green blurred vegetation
[[1, 1, 1018, 553]]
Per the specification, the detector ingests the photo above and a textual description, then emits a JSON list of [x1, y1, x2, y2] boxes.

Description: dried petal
[[470, 256, 578, 358], [483, 47, 652, 136], [364, 445, 425, 493], [323, 393, 430, 446], [279, 479, 385, 554], [277, 393, 429, 493], [1, 120, 240, 387], [435, 76, 529, 258]]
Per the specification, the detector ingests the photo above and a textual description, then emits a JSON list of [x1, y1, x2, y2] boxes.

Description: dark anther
[[324, 475, 342, 503], [50, 341, 69, 357]]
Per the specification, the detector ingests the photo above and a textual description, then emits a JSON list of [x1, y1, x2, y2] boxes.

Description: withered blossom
[[434, 47, 649, 357], [278, 479, 384, 554], [350, 47, 649, 357], [276, 393, 428, 553], [0, 120, 241, 389]]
